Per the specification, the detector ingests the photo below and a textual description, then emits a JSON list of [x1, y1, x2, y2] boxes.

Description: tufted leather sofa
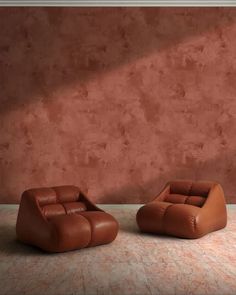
[[136, 180, 227, 239], [16, 185, 119, 252]]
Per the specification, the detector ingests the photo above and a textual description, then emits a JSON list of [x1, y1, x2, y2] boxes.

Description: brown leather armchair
[[16, 185, 119, 252], [136, 180, 227, 239]]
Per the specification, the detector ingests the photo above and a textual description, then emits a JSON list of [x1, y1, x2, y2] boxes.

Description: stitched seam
[[52, 187, 59, 204], [77, 190, 81, 201], [61, 203, 68, 215], [183, 195, 188, 204], [52, 187, 67, 215], [162, 204, 173, 234], [184, 182, 193, 205], [82, 215, 93, 247], [189, 181, 193, 196], [193, 216, 196, 232]]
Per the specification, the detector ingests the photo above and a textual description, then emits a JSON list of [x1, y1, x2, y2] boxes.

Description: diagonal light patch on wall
[[1, 7, 236, 203]]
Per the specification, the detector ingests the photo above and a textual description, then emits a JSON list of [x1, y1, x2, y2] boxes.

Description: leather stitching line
[[52, 187, 59, 204], [162, 204, 173, 234], [82, 215, 93, 247]]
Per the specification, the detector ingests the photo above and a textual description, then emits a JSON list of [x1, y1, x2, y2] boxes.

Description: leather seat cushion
[[165, 194, 187, 204], [164, 204, 201, 238], [78, 211, 118, 247], [136, 202, 172, 234], [63, 202, 87, 214], [186, 196, 205, 207], [43, 204, 66, 219], [137, 202, 201, 238], [48, 214, 91, 251]]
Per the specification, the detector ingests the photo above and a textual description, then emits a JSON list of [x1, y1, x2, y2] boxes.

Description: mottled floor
[[0, 205, 236, 295]]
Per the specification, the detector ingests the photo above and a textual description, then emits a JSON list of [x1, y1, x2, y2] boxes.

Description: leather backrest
[[27, 186, 81, 205], [42, 202, 87, 219], [27, 186, 87, 219], [169, 181, 213, 196], [165, 194, 206, 207], [52, 186, 80, 203], [166, 181, 214, 207], [189, 182, 212, 197], [170, 181, 192, 195], [29, 188, 57, 206]]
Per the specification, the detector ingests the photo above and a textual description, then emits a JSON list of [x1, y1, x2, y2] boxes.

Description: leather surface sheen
[[16, 185, 119, 252], [136, 180, 227, 239]]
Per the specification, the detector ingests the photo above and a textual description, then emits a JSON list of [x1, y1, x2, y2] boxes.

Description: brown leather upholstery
[[16, 185, 119, 252], [136, 180, 227, 239]]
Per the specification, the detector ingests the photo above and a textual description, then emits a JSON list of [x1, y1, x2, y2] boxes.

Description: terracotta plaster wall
[[0, 7, 236, 204]]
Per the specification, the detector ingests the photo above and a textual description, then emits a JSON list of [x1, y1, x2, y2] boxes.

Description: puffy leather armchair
[[136, 180, 227, 239], [16, 185, 119, 252]]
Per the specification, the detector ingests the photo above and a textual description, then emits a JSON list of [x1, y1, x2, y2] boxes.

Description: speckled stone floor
[[0, 204, 236, 295]]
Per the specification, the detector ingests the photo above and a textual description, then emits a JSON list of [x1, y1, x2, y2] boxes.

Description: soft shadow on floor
[[0, 224, 47, 256], [0, 220, 142, 255]]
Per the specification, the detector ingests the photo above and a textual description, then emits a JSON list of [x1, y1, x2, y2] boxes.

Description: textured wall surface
[[1, 7, 236, 203]]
